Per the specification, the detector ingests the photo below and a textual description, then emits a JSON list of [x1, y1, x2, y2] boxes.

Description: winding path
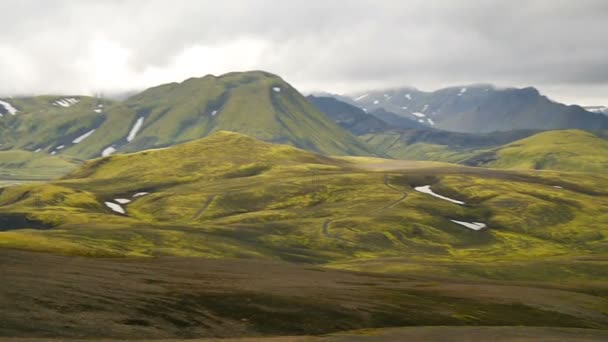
[[192, 195, 217, 220], [322, 174, 408, 239]]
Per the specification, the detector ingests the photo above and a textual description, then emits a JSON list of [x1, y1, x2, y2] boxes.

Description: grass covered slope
[[0, 71, 376, 163], [360, 129, 537, 163], [1, 131, 606, 263], [121, 71, 376, 156], [468, 130, 608, 172], [1, 132, 608, 336], [0, 150, 80, 180]]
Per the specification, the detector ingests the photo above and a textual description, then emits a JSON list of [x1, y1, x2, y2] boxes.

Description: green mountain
[[0, 71, 376, 162], [465, 129, 608, 172]]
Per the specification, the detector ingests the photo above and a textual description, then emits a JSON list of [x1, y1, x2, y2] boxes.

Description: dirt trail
[[192, 195, 217, 220], [321, 174, 408, 238]]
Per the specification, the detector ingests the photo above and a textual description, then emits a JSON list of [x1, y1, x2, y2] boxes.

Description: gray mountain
[[345, 85, 608, 133]]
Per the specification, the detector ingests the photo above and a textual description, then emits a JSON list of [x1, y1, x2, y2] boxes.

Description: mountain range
[[340, 85, 608, 133]]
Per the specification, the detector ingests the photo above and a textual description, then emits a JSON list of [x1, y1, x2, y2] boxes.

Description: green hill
[[465, 130, 608, 172], [0, 150, 80, 180], [1, 131, 606, 264]]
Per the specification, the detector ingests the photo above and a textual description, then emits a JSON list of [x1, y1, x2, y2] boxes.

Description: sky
[[1, 0, 607, 105]]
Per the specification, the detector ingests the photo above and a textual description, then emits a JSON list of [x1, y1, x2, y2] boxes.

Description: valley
[[0, 72, 607, 341]]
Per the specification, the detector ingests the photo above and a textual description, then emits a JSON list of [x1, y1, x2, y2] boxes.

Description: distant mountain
[[343, 85, 608, 133], [584, 106, 608, 115], [306, 95, 391, 134], [0, 71, 376, 159]]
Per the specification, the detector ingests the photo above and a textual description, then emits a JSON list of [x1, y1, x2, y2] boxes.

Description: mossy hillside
[[0, 96, 122, 157], [0, 71, 376, 165], [0, 150, 80, 180], [0, 132, 606, 271], [122, 71, 376, 156], [483, 129, 608, 172]]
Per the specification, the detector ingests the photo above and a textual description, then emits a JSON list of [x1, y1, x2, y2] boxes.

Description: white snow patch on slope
[[418, 119, 424, 123], [211, 110, 218, 116], [354, 94, 369, 101], [72, 129, 96, 144], [133, 192, 150, 198], [0, 100, 18, 115], [127, 117, 144, 142], [98, 104, 104, 108], [450, 220, 486, 230], [458, 87, 467, 96], [115, 198, 131, 204], [414, 185, 465, 205], [50, 151, 57, 155], [427, 118, 435, 126], [54, 98, 79, 107], [102, 146, 116, 157], [272, 87, 281, 92], [412, 112, 426, 118], [421, 104, 429, 112], [105, 202, 125, 214], [405, 94, 412, 100], [56, 145, 65, 150], [34, 148, 42, 153], [401, 106, 408, 110], [94, 109, 102, 113], [373, 100, 379, 104]]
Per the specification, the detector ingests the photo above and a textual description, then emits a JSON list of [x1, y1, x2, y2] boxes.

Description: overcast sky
[[1, 0, 607, 105]]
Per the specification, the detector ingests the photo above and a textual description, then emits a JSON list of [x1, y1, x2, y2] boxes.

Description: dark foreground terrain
[[2, 249, 608, 341]]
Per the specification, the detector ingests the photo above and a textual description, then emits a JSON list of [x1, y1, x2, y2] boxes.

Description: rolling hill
[[464, 129, 608, 172], [344, 85, 608, 133], [1, 131, 608, 338]]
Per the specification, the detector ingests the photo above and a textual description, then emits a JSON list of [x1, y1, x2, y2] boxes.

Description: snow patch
[[405, 94, 412, 100], [272, 87, 281, 92], [458, 87, 467, 96], [34, 148, 42, 153], [94, 109, 102, 113], [102, 146, 116, 157], [414, 185, 465, 205], [105, 202, 125, 214], [54, 98, 79, 108], [0, 100, 18, 115], [132, 192, 149, 198], [354, 94, 369, 101], [373, 100, 379, 104], [421, 104, 429, 112], [450, 220, 486, 230], [127, 117, 144, 142], [427, 118, 435, 126], [72, 129, 96, 144], [56, 145, 65, 150], [115, 198, 131, 204], [554, 186, 563, 189], [97, 104, 104, 108], [50, 151, 57, 155], [411, 112, 426, 118], [418, 119, 424, 123], [211, 110, 218, 116], [401, 106, 408, 110]]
